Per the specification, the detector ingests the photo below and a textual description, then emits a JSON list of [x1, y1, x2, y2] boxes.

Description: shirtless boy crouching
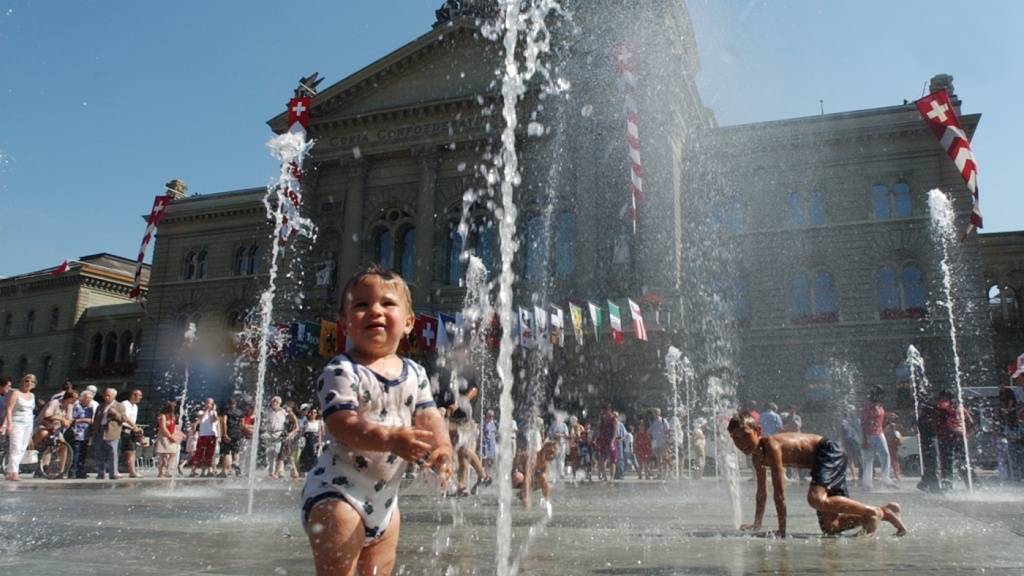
[[728, 412, 907, 537], [511, 441, 558, 506]]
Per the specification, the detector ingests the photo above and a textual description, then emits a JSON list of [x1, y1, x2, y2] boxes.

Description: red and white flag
[[915, 90, 982, 235], [51, 260, 69, 276], [627, 298, 647, 341], [129, 195, 171, 300], [612, 43, 644, 234], [1008, 352, 1024, 378]]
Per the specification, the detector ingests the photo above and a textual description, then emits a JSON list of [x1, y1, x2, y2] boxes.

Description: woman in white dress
[[2, 374, 37, 481]]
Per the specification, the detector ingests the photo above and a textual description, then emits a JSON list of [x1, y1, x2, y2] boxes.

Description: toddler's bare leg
[[306, 499, 364, 576], [359, 508, 401, 576]]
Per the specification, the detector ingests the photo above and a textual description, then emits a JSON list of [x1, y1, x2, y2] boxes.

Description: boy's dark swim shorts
[[810, 438, 849, 498]]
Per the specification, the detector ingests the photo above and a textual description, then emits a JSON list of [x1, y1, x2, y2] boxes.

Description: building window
[[446, 225, 465, 286], [197, 251, 208, 279], [2, 313, 11, 336], [791, 270, 838, 324], [468, 219, 495, 275], [398, 227, 416, 280], [524, 215, 545, 281], [49, 307, 59, 332], [40, 355, 52, 386], [0, 359, 4, 375], [90, 333, 103, 365], [880, 264, 927, 319], [373, 227, 393, 269], [554, 212, 575, 279], [872, 182, 913, 219], [803, 364, 834, 406], [989, 284, 1021, 323], [734, 278, 751, 327], [184, 251, 197, 280], [236, 247, 248, 275], [103, 332, 118, 366], [25, 309, 35, 335], [248, 245, 260, 274], [787, 191, 826, 226], [17, 356, 27, 377], [118, 331, 135, 363]]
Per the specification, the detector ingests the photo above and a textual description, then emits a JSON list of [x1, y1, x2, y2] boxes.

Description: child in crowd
[[728, 412, 906, 538], [512, 440, 558, 506], [302, 266, 453, 576]]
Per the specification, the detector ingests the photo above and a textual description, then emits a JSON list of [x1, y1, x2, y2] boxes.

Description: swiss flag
[[402, 314, 438, 355], [287, 97, 311, 128], [51, 260, 69, 276]]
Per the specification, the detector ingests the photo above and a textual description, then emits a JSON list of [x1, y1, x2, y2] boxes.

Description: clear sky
[[1, 1, 1020, 277]]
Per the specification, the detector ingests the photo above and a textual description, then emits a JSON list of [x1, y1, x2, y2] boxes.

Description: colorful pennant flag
[[611, 43, 644, 234], [534, 306, 549, 344], [414, 314, 439, 353], [628, 298, 648, 341], [129, 195, 171, 300], [51, 260, 70, 276], [319, 320, 338, 357], [608, 300, 624, 345], [437, 313, 456, 351], [914, 89, 982, 235], [569, 303, 585, 344], [550, 305, 565, 347], [518, 307, 535, 349], [587, 302, 603, 342]]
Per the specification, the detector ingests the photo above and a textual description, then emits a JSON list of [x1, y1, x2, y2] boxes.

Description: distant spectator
[[935, 389, 976, 490], [649, 408, 671, 480], [884, 413, 904, 481], [758, 403, 783, 437], [190, 398, 219, 477], [93, 388, 126, 480], [70, 390, 95, 479], [298, 407, 323, 475], [155, 401, 181, 478], [262, 396, 286, 479], [120, 389, 144, 478], [218, 398, 244, 478], [860, 386, 897, 490]]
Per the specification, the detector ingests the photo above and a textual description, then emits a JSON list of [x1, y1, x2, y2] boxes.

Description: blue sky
[[1, 1, 1020, 277]]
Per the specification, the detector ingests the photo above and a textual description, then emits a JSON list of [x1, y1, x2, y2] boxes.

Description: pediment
[[268, 22, 500, 132]]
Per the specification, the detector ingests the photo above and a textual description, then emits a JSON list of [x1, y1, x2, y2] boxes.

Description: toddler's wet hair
[[341, 264, 414, 316]]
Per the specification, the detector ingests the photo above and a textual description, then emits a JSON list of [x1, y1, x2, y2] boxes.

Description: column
[[413, 147, 440, 307], [338, 158, 368, 288]]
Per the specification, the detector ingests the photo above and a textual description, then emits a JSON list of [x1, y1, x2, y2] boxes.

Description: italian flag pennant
[[608, 300, 624, 345]]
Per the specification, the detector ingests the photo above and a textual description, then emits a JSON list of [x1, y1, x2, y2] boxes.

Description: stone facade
[[980, 231, 1024, 374], [0, 254, 147, 395]]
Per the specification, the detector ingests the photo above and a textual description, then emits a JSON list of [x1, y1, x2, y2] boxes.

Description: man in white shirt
[[649, 408, 670, 479], [120, 389, 143, 478], [547, 416, 569, 481]]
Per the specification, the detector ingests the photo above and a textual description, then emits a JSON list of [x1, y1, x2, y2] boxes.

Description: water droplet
[[581, 104, 593, 117]]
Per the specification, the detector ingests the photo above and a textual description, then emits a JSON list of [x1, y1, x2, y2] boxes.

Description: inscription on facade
[[325, 115, 490, 150]]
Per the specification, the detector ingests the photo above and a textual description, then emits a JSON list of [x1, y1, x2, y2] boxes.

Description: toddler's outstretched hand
[[388, 427, 434, 463], [426, 445, 453, 486]]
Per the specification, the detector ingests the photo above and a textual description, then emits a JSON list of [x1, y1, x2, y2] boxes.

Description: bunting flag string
[[129, 195, 171, 300], [915, 90, 982, 236], [612, 43, 644, 234]]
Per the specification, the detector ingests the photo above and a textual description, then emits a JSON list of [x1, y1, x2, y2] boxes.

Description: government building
[[4, 1, 1020, 430]]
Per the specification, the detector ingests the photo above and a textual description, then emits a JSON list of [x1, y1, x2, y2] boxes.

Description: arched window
[[808, 191, 826, 225], [554, 212, 575, 279], [880, 264, 926, 319], [872, 184, 891, 219], [25, 309, 35, 335], [118, 331, 134, 363], [235, 247, 248, 275], [791, 270, 837, 324], [90, 333, 104, 365], [248, 245, 260, 274], [791, 272, 812, 318], [196, 251, 208, 279], [786, 192, 803, 226], [49, 307, 59, 332], [183, 251, 197, 280], [524, 215, 545, 281], [103, 332, 118, 366], [0, 359, 4, 376], [2, 313, 11, 336], [472, 222, 495, 274], [446, 225, 464, 286], [893, 182, 913, 218], [16, 356, 27, 377], [872, 182, 913, 220], [373, 227, 393, 269], [814, 271, 836, 314], [398, 227, 416, 280], [40, 355, 52, 386], [734, 278, 751, 325]]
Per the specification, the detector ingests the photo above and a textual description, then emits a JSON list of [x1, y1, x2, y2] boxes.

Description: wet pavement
[[1, 474, 1022, 575]]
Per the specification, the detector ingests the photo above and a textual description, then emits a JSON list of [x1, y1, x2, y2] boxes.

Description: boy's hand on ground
[[388, 427, 434, 463]]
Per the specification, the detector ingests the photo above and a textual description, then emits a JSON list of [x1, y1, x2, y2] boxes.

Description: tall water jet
[[665, 346, 683, 480], [245, 101, 315, 514], [928, 188, 974, 492], [488, 1, 563, 573], [905, 345, 930, 477]]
